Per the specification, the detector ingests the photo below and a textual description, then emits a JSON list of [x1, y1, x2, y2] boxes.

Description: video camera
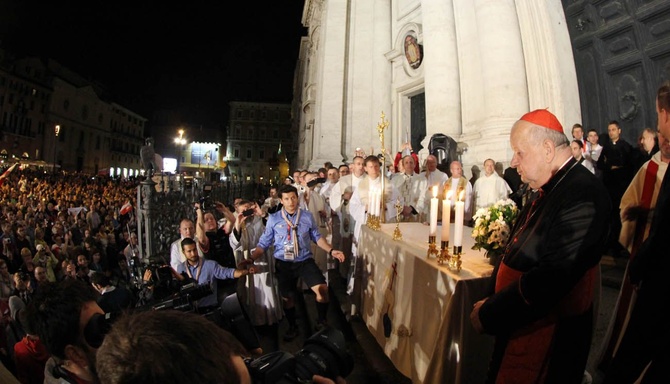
[[85, 285, 262, 354], [245, 326, 354, 384]]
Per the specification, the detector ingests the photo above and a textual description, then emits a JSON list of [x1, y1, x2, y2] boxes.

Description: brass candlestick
[[449, 245, 463, 272], [393, 199, 402, 241], [427, 235, 439, 258], [366, 213, 380, 231], [438, 241, 450, 265], [377, 111, 389, 224]]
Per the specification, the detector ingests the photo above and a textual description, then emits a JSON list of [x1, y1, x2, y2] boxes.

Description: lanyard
[[184, 258, 202, 282]]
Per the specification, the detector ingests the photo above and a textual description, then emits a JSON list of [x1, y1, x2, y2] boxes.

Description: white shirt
[[391, 172, 428, 215], [473, 173, 512, 211], [584, 142, 603, 176], [443, 176, 474, 223], [329, 173, 364, 211], [419, 169, 449, 205], [349, 175, 399, 241]]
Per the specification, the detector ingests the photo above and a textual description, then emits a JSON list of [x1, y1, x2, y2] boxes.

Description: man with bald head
[[420, 154, 448, 211], [443, 160, 473, 224], [391, 155, 427, 222], [470, 109, 611, 383]]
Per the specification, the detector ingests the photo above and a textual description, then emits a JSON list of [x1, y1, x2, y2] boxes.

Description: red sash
[[599, 160, 659, 369], [494, 261, 596, 383]]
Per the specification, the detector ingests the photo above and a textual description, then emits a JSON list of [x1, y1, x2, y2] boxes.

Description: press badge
[[283, 242, 296, 261]]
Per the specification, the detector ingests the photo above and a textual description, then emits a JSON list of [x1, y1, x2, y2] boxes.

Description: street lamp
[[53, 125, 60, 174], [174, 129, 186, 174]]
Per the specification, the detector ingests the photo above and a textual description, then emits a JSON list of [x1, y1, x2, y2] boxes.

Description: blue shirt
[[257, 208, 322, 262], [176, 258, 235, 308]]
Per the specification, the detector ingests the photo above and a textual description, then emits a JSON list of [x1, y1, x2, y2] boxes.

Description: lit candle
[[367, 188, 373, 215], [442, 190, 452, 242], [369, 187, 376, 216], [430, 186, 438, 236], [454, 191, 465, 247]]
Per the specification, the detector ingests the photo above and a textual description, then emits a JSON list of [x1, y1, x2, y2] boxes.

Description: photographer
[[230, 199, 283, 349], [198, 201, 238, 300], [175, 237, 255, 311], [1, 224, 21, 274], [95, 309, 345, 384], [32, 244, 58, 283]]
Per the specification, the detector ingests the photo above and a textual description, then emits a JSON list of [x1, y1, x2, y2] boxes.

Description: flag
[[120, 201, 133, 215], [0, 163, 18, 187]]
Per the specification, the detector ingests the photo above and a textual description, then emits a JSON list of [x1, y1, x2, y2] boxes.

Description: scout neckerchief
[[281, 207, 301, 255], [184, 257, 203, 282]]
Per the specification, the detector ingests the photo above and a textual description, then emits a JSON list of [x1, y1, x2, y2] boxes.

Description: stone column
[[421, 0, 461, 139], [458, 0, 529, 169], [310, 0, 348, 169]]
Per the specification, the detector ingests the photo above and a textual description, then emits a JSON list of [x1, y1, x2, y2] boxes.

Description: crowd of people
[[0, 82, 668, 383]]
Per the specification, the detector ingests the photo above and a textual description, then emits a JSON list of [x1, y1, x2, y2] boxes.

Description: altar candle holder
[[366, 213, 380, 231], [449, 245, 463, 272], [392, 199, 403, 241], [427, 235, 439, 259], [438, 241, 450, 265]]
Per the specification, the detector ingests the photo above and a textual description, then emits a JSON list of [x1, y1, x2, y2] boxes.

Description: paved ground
[[252, 257, 626, 383]]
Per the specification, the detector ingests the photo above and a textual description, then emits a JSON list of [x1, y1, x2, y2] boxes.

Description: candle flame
[[432, 186, 437, 198], [446, 190, 453, 200], [458, 190, 465, 201]]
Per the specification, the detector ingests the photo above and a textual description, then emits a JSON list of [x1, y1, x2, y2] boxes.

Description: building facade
[[225, 101, 292, 185], [0, 53, 146, 176], [296, 0, 670, 177]]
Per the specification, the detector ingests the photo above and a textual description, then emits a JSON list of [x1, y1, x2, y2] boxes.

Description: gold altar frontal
[[358, 222, 495, 383]]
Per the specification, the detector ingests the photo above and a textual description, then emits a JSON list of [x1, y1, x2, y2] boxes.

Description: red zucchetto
[[519, 109, 564, 134]]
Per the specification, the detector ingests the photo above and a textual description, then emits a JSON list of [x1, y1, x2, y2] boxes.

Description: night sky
[[0, 1, 307, 133]]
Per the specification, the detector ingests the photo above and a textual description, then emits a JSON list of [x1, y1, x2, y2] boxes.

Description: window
[[273, 129, 279, 139], [250, 110, 255, 119], [96, 136, 101, 150], [233, 147, 240, 158], [237, 110, 242, 118], [63, 100, 69, 110], [259, 150, 264, 160], [246, 149, 252, 159]]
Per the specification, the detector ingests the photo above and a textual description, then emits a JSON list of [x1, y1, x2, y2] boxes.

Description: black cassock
[[477, 157, 611, 383]]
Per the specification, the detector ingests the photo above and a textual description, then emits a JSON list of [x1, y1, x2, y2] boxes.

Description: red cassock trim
[[493, 261, 597, 383]]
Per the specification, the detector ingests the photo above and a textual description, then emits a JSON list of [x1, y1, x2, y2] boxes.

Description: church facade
[[294, 0, 670, 177]]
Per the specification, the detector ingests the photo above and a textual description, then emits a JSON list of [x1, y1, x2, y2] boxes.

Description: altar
[[358, 222, 495, 383]]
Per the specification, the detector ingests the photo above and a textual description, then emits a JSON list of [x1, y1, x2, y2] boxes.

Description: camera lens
[[292, 327, 353, 382]]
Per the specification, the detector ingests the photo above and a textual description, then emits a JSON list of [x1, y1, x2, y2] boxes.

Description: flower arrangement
[[471, 199, 519, 264]]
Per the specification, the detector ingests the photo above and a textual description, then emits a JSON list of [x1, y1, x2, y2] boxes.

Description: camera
[[243, 208, 255, 217], [306, 177, 327, 188], [198, 183, 214, 210], [246, 326, 353, 384], [86, 284, 262, 353]]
